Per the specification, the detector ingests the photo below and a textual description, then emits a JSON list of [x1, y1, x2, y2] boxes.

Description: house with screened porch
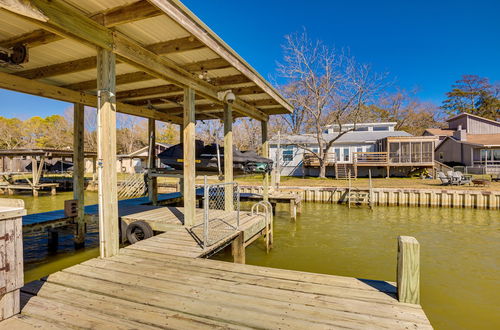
[[270, 122, 437, 178]]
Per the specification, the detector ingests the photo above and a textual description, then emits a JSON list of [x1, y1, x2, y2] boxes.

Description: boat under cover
[[157, 140, 273, 174]]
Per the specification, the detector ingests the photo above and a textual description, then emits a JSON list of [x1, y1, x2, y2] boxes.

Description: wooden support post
[[73, 103, 85, 249], [183, 87, 196, 227], [231, 232, 245, 264], [96, 48, 119, 258], [289, 200, 297, 221], [261, 120, 269, 202], [0, 199, 25, 321], [178, 123, 184, 194], [397, 236, 420, 304], [224, 103, 234, 212], [92, 157, 97, 181], [147, 118, 158, 205]]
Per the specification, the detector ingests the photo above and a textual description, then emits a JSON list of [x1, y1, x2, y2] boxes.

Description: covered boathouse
[[0, 0, 431, 328]]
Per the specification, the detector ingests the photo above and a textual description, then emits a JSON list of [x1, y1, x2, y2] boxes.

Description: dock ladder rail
[[251, 201, 273, 253]]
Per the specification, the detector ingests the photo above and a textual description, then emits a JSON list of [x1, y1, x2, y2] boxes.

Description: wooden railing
[[353, 152, 388, 164], [303, 152, 336, 167]]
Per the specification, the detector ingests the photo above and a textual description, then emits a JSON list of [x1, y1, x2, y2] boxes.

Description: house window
[[334, 148, 341, 161], [373, 126, 389, 131], [282, 145, 294, 162], [356, 147, 363, 153], [343, 148, 350, 162]]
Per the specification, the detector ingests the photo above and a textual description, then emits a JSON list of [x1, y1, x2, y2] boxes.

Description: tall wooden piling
[[96, 48, 119, 258], [73, 103, 85, 249], [224, 103, 234, 212], [183, 87, 196, 227], [147, 118, 158, 205], [397, 236, 420, 304], [261, 120, 269, 202]]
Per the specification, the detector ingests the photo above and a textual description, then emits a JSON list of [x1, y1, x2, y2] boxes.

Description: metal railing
[[192, 179, 240, 249], [251, 201, 273, 253]]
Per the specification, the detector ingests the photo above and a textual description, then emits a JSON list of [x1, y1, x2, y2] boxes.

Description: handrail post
[[397, 236, 420, 304]]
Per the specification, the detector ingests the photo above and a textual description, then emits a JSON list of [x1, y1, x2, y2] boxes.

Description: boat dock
[[2, 233, 431, 329]]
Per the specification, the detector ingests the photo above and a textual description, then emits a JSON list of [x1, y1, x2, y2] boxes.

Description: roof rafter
[[0, 0, 161, 48]]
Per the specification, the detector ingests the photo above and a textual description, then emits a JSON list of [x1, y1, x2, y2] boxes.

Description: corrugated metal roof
[[271, 131, 412, 144]]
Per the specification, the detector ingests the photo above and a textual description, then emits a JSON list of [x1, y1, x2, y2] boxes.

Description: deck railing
[[353, 152, 388, 164], [303, 152, 336, 167]]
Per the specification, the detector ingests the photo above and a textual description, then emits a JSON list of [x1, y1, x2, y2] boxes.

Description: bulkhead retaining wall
[[239, 185, 500, 209]]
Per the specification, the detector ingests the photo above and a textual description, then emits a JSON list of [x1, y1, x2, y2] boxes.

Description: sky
[[1, 0, 499, 118]]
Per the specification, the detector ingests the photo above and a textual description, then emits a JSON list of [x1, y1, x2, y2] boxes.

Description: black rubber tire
[[119, 220, 128, 244], [126, 221, 154, 244]]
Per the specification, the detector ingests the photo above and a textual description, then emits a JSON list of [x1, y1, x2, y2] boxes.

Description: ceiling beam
[[63, 71, 155, 91], [0, 71, 183, 124], [0, 0, 160, 48], [15, 35, 209, 80], [1, 0, 267, 121]]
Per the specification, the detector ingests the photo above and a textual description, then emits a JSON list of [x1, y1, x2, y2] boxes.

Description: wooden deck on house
[[1, 236, 432, 329]]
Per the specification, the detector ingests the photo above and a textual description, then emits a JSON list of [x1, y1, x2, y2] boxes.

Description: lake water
[[8, 192, 500, 329]]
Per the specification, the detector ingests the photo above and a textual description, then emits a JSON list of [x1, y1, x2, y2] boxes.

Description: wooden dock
[[1, 236, 432, 329]]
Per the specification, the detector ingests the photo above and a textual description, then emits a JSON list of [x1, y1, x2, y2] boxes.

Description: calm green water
[[216, 203, 500, 330], [8, 192, 499, 330]]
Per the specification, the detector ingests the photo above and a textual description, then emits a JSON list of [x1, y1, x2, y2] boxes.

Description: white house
[[270, 122, 437, 178]]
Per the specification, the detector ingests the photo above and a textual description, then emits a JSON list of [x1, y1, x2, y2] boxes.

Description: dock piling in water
[[397, 236, 420, 304]]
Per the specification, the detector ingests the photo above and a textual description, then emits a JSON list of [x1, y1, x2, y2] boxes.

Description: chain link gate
[[190, 178, 240, 248]]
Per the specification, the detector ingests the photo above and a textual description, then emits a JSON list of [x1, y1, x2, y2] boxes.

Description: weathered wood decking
[[1, 237, 432, 329]]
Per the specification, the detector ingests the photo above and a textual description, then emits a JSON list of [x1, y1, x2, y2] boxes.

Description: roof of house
[[270, 130, 412, 145], [436, 134, 500, 150], [423, 128, 455, 136], [465, 134, 500, 147], [446, 113, 500, 125]]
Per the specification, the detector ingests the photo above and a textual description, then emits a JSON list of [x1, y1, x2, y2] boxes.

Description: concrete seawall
[[240, 185, 500, 209]]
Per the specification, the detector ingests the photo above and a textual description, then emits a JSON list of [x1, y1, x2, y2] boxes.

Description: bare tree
[[277, 31, 387, 177], [196, 119, 223, 145]]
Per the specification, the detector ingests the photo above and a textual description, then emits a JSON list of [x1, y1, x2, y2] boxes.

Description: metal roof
[[270, 131, 412, 145]]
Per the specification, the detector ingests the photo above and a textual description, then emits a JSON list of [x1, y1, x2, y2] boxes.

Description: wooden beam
[[224, 102, 233, 212], [0, 71, 182, 124], [0, 29, 61, 48], [147, 118, 158, 205], [183, 87, 196, 227], [231, 232, 245, 264], [73, 103, 85, 249], [261, 120, 269, 202], [182, 58, 231, 72], [96, 48, 118, 258], [117, 82, 262, 103], [17, 56, 97, 80], [90, 1, 161, 27], [146, 36, 204, 54], [397, 236, 420, 304], [1, 0, 267, 121], [212, 74, 250, 86], [16, 36, 210, 81], [63, 71, 154, 91], [0, 0, 160, 48]]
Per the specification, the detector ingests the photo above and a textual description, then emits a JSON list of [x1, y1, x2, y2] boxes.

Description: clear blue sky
[[1, 0, 499, 118]]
